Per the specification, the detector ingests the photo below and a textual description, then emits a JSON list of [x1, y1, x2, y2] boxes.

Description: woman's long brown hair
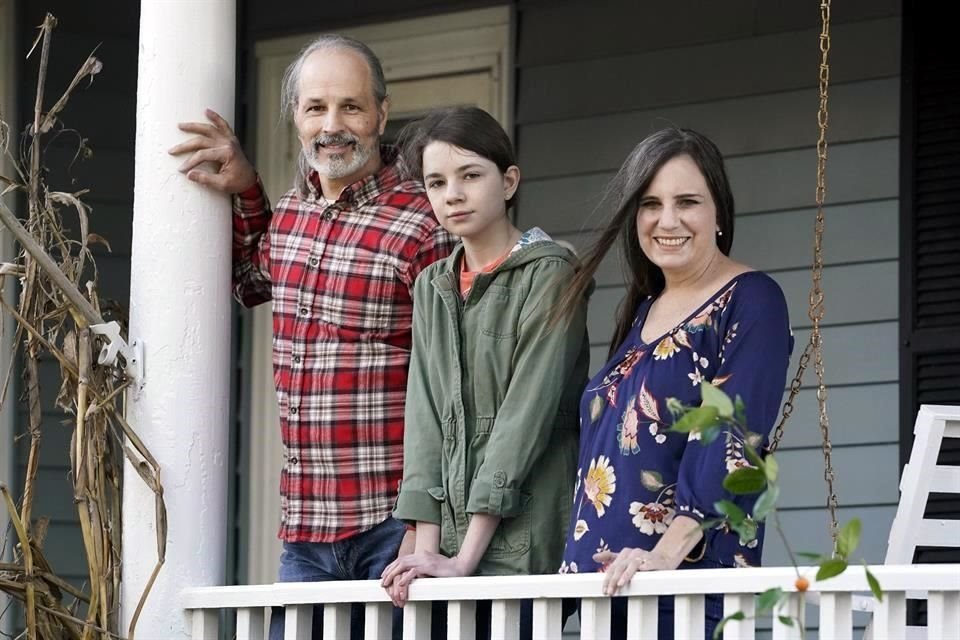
[[553, 128, 737, 356]]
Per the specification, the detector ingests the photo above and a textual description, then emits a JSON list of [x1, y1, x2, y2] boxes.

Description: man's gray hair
[[280, 34, 388, 120]]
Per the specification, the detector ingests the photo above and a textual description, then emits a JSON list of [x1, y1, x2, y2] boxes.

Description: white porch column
[[122, 1, 235, 638]]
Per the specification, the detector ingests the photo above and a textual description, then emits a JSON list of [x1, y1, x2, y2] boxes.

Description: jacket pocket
[[427, 487, 460, 555], [478, 284, 518, 338], [485, 494, 531, 558]]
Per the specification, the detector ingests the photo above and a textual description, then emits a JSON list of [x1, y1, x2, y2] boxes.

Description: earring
[[717, 229, 723, 237]]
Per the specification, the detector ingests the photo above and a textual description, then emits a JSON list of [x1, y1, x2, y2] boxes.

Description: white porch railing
[[180, 564, 960, 639]]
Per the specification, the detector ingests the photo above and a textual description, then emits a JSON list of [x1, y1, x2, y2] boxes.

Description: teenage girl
[[381, 107, 590, 613]]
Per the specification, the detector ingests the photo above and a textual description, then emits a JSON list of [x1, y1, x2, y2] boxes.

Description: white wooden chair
[[860, 404, 960, 639]]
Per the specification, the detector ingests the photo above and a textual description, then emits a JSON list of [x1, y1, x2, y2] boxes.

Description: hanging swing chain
[[767, 0, 841, 550]]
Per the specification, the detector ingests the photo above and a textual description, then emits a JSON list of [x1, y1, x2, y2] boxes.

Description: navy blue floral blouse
[[560, 272, 793, 573]]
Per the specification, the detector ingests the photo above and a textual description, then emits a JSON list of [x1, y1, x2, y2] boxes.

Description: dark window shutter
[[899, 0, 960, 625]]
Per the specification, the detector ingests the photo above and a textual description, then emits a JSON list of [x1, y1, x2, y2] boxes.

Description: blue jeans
[[269, 517, 407, 640]]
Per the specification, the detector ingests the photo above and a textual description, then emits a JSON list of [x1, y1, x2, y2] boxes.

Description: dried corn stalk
[[0, 14, 166, 640]]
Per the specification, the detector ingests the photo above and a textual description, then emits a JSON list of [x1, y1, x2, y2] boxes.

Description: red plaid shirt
[[233, 146, 455, 542]]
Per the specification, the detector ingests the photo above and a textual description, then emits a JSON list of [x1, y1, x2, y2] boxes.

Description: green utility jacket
[[394, 238, 590, 575]]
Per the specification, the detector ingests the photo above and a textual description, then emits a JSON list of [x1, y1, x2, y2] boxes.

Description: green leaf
[[665, 397, 685, 417], [701, 382, 734, 418], [714, 500, 746, 524], [671, 406, 720, 433], [751, 484, 780, 521], [732, 517, 758, 545], [723, 467, 767, 495], [836, 518, 862, 559], [712, 612, 746, 640], [796, 551, 826, 562], [756, 587, 785, 613], [640, 470, 665, 491], [699, 518, 725, 531], [816, 558, 848, 581], [734, 395, 747, 424], [864, 564, 884, 603], [778, 616, 795, 627], [700, 424, 722, 445], [743, 440, 766, 468], [764, 453, 779, 483]]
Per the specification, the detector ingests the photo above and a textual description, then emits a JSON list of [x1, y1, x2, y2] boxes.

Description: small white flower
[[655, 434, 667, 444], [688, 369, 704, 386]]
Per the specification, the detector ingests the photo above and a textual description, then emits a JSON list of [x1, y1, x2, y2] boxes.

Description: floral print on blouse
[[560, 272, 793, 573]]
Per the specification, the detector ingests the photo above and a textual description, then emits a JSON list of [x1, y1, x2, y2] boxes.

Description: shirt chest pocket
[[314, 248, 404, 333]]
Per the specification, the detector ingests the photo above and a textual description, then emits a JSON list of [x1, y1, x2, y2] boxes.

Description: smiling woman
[[551, 128, 794, 640]]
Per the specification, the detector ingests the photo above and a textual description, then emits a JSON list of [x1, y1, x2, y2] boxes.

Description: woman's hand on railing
[[593, 547, 675, 596], [380, 551, 470, 607]]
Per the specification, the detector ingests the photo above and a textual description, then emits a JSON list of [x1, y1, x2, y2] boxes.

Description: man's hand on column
[[169, 108, 258, 194]]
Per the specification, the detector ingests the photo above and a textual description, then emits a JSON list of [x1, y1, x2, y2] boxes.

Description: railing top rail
[[179, 564, 960, 610]]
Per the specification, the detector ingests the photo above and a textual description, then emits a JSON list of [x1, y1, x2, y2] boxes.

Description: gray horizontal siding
[[516, 17, 900, 124], [514, 0, 902, 573], [519, 77, 900, 179], [519, 138, 899, 232], [516, 0, 899, 67], [556, 199, 899, 288]]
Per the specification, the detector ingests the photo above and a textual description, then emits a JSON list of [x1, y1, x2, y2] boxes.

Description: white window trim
[[0, 0, 17, 633], [245, 5, 512, 584]]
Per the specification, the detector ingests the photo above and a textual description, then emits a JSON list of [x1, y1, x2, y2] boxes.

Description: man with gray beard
[[170, 34, 455, 639]]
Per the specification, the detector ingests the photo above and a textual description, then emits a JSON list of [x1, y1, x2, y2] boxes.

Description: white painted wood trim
[[0, 0, 16, 635], [246, 5, 513, 584]]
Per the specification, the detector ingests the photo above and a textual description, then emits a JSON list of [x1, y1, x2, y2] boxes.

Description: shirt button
[[323, 211, 333, 220], [493, 471, 507, 488], [299, 307, 308, 316], [289, 456, 299, 465], [309, 257, 319, 267], [289, 406, 298, 415], [292, 355, 301, 364]]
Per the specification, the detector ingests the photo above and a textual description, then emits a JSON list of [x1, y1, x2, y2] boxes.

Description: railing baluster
[[285, 604, 313, 640], [448, 600, 477, 640], [323, 604, 351, 640], [237, 607, 265, 640], [532, 598, 562, 639], [771, 593, 802, 640], [722, 593, 755, 640], [872, 591, 906, 640], [626, 596, 658, 639], [364, 602, 393, 640], [580, 597, 611, 640], [191, 609, 219, 640], [490, 599, 521, 640], [675, 594, 705, 640], [926, 590, 960, 639], [403, 601, 431, 639], [817, 593, 852, 640]]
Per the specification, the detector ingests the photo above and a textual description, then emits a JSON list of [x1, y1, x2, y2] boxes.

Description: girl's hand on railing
[[380, 551, 469, 607], [593, 548, 674, 596]]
